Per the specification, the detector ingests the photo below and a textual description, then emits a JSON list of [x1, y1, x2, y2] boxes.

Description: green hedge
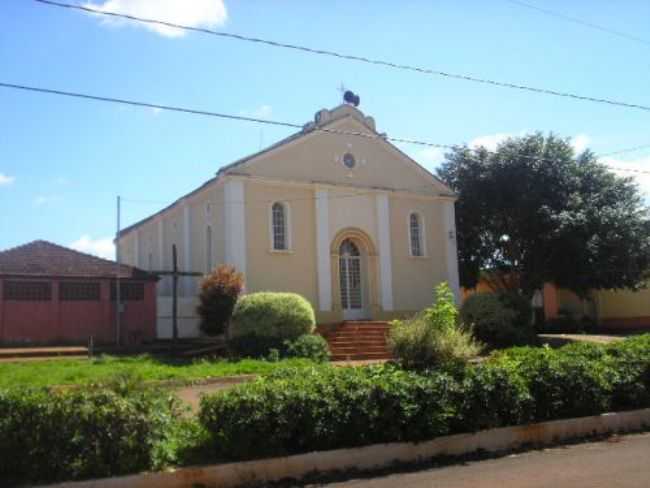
[[0, 383, 181, 487], [200, 335, 650, 461]]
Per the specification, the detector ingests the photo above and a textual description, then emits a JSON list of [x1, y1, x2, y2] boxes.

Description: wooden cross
[[152, 244, 202, 343]]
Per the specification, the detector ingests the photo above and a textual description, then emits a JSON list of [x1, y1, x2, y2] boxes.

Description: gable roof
[[0, 240, 157, 280]]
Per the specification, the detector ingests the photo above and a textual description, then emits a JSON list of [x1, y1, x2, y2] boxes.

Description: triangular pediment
[[221, 108, 453, 197]]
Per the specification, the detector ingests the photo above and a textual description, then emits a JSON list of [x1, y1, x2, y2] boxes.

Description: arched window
[[206, 225, 213, 272], [271, 202, 288, 250], [409, 212, 424, 257]]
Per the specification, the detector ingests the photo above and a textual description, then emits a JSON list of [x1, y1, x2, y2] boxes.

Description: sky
[[2, 0, 650, 259]]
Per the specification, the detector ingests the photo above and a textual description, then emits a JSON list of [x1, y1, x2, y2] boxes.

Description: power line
[[35, 0, 650, 114], [505, 0, 650, 47], [0, 82, 451, 150], [600, 144, 650, 158], [2, 80, 650, 177]]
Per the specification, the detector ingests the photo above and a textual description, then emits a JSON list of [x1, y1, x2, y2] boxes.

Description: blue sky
[[2, 0, 649, 258]]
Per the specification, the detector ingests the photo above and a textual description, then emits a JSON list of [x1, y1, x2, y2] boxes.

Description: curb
[[42, 408, 650, 488]]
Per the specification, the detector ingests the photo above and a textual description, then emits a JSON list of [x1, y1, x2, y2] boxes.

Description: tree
[[437, 132, 650, 298], [197, 265, 244, 336]]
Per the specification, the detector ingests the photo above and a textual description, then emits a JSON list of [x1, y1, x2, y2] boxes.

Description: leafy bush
[[199, 365, 458, 460], [0, 382, 181, 486], [197, 265, 244, 336], [388, 283, 482, 369], [229, 292, 315, 356], [460, 292, 535, 348], [457, 361, 534, 431], [284, 334, 330, 362], [200, 334, 650, 462], [490, 345, 613, 421]]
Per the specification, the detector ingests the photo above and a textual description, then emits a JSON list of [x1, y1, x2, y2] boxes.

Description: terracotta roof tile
[[0, 240, 156, 280]]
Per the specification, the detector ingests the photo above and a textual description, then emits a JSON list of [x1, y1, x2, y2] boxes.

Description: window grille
[[60, 282, 101, 301], [272, 202, 287, 250], [111, 282, 145, 301], [3, 281, 52, 301], [410, 213, 423, 257]]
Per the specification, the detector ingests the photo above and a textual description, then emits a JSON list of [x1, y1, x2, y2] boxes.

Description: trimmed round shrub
[[230, 292, 315, 357], [284, 334, 330, 362], [460, 292, 535, 348]]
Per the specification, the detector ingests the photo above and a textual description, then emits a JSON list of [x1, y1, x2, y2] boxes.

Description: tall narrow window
[[148, 252, 153, 271], [271, 202, 287, 250], [409, 212, 423, 257], [206, 225, 213, 272]]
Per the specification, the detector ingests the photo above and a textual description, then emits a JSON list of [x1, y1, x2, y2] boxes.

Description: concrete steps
[[320, 321, 392, 361]]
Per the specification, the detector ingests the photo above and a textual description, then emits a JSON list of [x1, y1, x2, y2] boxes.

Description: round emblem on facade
[[342, 152, 356, 169]]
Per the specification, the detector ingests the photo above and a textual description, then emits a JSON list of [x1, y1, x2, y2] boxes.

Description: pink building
[[0, 240, 157, 346]]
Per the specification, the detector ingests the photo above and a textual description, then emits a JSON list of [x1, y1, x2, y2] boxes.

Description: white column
[[443, 200, 461, 303], [157, 218, 164, 269], [133, 230, 140, 268], [224, 179, 247, 278], [315, 188, 332, 311], [183, 202, 193, 295], [376, 193, 394, 311]]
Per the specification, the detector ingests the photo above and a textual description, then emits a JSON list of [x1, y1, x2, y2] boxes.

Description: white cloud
[[69, 235, 116, 260], [469, 132, 514, 152], [240, 105, 273, 119], [416, 147, 446, 166], [602, 155, 650, 196], [0, 173, 15, 186], [84, 0, 228, 38], [571, 134, 591, 154]]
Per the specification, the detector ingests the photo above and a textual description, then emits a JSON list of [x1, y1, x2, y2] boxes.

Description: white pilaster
[[182, 202, 193, 295], [376, 193, 394, 311], [443, 200, 461, 303], [315, 188, 332, 311], [133, 230, 140, 268], [157, 218, 164, 269], [224, 180, 247, 278]]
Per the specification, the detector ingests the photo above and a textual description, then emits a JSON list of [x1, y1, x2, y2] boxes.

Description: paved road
[[316, 433, 650, 488]]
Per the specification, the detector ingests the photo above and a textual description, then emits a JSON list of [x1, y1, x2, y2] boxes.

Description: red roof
[[0, 240, 156, 280]]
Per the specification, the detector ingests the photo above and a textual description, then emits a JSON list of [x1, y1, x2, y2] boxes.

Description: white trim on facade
[[133, 230, 140, 268], [224, 179, 247, 278], [183, 202, 192, 295], [315, 188, 332, 311], [407, 210, 427, 258], [157, 218, 164, 270], [443, 201, 461, 303], [376, 193, 394, 311]]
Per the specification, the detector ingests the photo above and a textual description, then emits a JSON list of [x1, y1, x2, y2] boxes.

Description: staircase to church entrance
[[319, 321, 392, 361]]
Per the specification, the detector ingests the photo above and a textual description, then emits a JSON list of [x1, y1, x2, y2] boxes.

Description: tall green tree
[[438, 133, 650, 297]]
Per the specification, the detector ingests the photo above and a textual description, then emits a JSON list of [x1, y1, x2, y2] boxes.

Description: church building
[[117, 100, 460, 338]]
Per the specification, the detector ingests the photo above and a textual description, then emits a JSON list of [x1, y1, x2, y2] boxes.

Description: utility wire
[[505, 0, 650, 48], [600, 144, 650, 158], [2, 80, 650, 177], [35, 0, 650, 114]]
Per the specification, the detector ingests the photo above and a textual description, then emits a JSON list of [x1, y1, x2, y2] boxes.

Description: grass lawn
[[0, 355, 316, 389]]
